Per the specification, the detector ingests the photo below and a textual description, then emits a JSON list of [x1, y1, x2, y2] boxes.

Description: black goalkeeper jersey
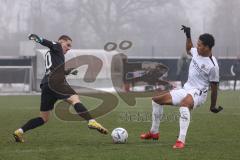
[[40, 39, 65, 86]]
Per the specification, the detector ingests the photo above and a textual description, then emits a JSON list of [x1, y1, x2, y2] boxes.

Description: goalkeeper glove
[[28, 34, 43, 43], [181, 25, 191, 38]]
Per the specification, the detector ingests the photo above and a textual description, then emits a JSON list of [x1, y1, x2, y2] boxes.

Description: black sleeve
[[40, 39, 55, 49], [40, 39, 62, 53]]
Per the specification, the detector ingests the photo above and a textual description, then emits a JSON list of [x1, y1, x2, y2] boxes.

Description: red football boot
[[140, 131, 159, 140], [173, 140, 185, 149]]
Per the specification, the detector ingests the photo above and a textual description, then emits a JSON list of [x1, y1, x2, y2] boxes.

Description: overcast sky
[[1, 0, 216, 34], [0, 0, 239, 57]]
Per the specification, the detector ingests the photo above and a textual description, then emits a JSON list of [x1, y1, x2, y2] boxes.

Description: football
[[111, 128, 128, 143]]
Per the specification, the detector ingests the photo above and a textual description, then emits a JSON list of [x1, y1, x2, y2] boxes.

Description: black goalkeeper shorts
[[40, 84, 71, 111]]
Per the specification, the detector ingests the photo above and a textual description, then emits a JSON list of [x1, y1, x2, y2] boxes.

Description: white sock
[[150, 100, 163, 134], [178, 107, 190, 143], [89, 119, 95, 122], [18, 128, 24, 133]]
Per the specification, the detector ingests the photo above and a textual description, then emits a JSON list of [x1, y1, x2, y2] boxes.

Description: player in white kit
[[140, 25, 223, 149]]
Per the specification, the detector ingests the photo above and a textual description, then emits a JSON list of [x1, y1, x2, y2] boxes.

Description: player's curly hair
[[199, 33, 215, 49], [58, 35, 72, 41]]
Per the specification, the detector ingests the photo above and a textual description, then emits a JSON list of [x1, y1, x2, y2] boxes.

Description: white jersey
[[183, 48, 219, 92]]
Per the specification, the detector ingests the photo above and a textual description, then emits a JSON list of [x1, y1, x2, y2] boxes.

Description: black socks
[[21, 117, 45, 132], [20, 103, 92, 133], [73, 103, 92, 121]]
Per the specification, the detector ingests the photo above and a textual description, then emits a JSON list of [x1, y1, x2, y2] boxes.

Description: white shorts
[[169, 88, 207, 108]]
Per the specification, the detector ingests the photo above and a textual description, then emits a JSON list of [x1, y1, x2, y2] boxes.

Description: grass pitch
[[0, 91, 240, 160]]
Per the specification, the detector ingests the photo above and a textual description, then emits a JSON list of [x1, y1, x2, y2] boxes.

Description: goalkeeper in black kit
[[13, 34, 108, 143]]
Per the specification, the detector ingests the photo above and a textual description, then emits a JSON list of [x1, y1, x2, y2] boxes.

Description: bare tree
[[0, 0, 193, 56], [210, 0, 240, 57], [72, 0, 165, 45]]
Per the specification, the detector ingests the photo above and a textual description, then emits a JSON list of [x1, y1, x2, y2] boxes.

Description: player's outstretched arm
[[28, 34, 54, 49], [181, 25, 193, 56], [209, 82, 223, 113]]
